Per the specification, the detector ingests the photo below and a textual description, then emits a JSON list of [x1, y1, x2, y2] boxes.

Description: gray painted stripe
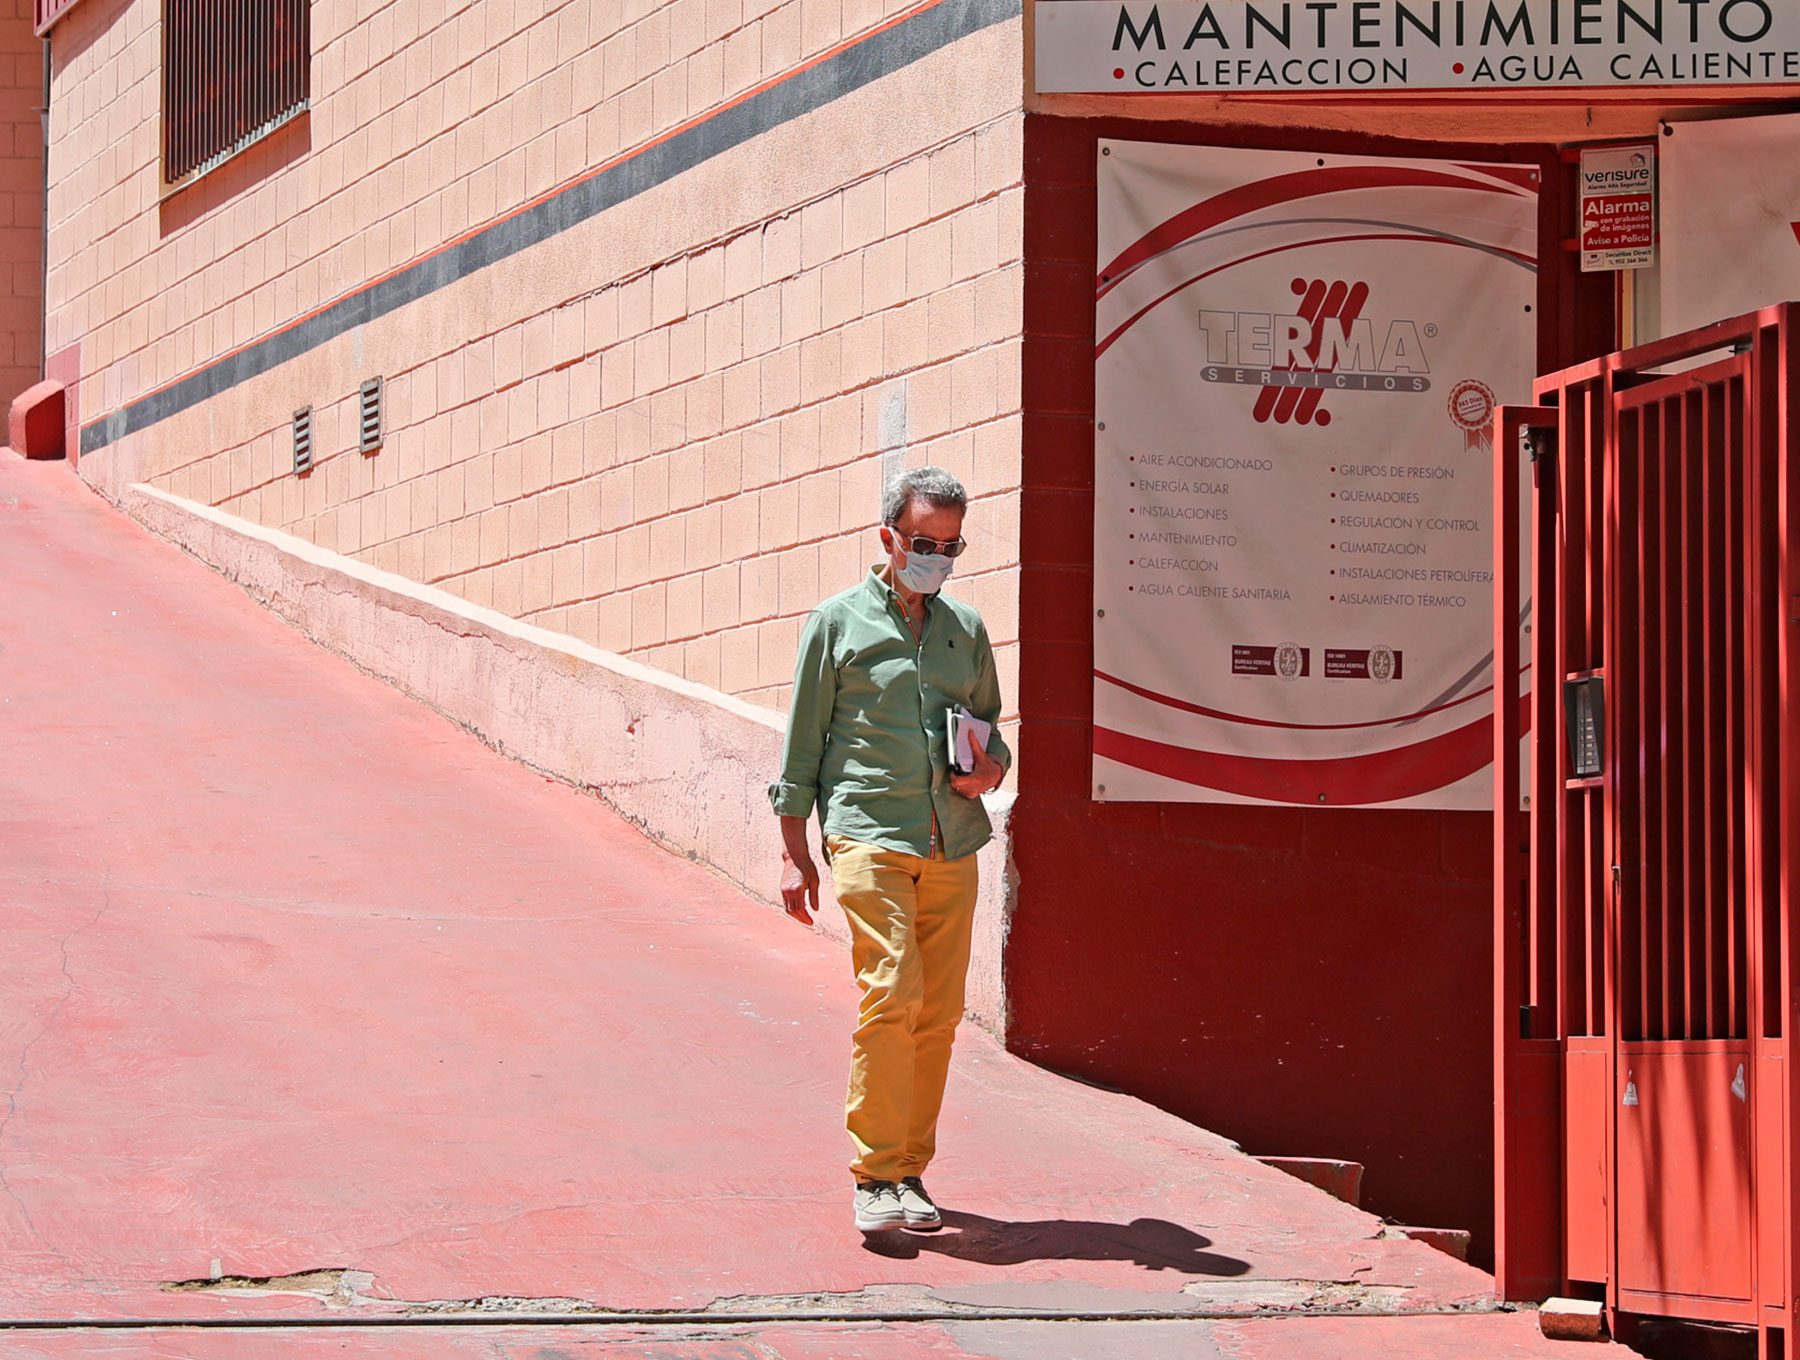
[[82, 0, 1020, 456]]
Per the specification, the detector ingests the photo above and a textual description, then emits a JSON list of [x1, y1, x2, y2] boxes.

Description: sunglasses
[[885, 524, 968, 559]]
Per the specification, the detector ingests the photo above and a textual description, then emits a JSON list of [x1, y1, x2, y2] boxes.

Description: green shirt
[[769, 566, 1011, 860]]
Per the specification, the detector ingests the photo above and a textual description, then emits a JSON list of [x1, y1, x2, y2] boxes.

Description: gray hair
[[882, 466, 967, 526]]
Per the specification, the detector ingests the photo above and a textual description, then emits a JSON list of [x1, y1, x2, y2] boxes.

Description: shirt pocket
[[927, 631, 981, 706]]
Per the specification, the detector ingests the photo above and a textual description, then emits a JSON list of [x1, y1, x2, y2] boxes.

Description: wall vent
[[292, 406, 313, 475], [359, 377, 383, 454]]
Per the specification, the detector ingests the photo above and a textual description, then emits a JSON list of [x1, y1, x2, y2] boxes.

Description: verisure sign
[[1035, 0, 1800, 92]]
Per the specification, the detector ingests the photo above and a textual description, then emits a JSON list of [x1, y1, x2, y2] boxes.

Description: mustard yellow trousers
[[826, 834, 979, 1185]]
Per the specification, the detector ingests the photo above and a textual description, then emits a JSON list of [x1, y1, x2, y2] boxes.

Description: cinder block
[[1256, 1156, 1364, 1206], [665, 572, 703, 639], [1537, 1298, 1606, 1342], [841, 177, 885, 251], [885, 156, 931, 234], [9, 379, 64, 458], [1377, 1224, 1471, 1261], [680, 503, 723, 572], [800, 197, 841, 271]]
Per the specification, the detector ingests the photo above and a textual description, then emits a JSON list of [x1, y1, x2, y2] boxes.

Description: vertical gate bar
[[1643, 395, 1656, 1043], [1660, 393, 1685, 1040], [1756, 338, 1784, 1044], [1669, 390, 1684, 1039], [1680, 387, 1698, 1036], [1591, 382, 1608, 1038], [1680, 391, 1699, 1038], [1643, 402, 1665, 1040], [1730, 367, 1750, 1040], [1699, 384, 1713, 1042], [1562, 383, 1588, 1035], [1615, 388, 1638, 1042], [1496, 402, 1548, 1300], [1615, 392, 1635, 1041], [1650, 393, 1669, 1041], [1564, 383, 1584, 1035], [1602, 364, 1625, 1312], [1776, 305, 1799, 1340], [1681, 389, 1703, 1039], [1705, 379, 1729, 1038], [1583, 386, 1600, 1040], [1745, 333, 1776, 1337]]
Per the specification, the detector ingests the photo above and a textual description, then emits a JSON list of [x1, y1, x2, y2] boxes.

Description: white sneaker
[[897, 1176, 942, 1230], [854, 1179, 905, 1233]]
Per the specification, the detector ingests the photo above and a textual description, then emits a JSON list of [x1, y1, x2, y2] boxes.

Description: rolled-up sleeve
[[768, 610, 836, 818], [970, 620, 1012, 773]]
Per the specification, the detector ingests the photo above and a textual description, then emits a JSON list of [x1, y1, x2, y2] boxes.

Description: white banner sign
[[1038, 0, 1800, 93], [1092, 143, 1537, 808], [1661, 111, 1800, 336]]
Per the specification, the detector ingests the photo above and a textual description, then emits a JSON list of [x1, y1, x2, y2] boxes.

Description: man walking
[[769, 467, 1009, 1235]]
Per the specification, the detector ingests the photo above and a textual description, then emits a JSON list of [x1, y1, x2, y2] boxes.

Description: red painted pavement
[[0, 1313, 1623, 1358], [0, 454, 1632, 1355]]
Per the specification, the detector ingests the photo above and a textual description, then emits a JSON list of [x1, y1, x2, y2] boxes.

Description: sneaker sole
[[855, 1213, 906, 1233], [903, 1214, 943, 1231]]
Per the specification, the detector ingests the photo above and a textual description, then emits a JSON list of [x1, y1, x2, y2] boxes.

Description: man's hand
[[779, 815, 820, 924], [950, 745, 1004, 800]]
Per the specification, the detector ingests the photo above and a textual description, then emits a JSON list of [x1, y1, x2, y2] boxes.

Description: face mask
[[896, 549, 955, 594]]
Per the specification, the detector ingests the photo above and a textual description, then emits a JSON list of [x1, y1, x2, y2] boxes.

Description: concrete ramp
[[0, 452, 1627, 1357]]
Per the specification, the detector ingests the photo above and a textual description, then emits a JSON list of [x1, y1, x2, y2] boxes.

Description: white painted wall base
[[115, 481, 1016, 1035]]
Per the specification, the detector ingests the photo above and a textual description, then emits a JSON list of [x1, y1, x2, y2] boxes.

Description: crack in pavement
[[154, 1268, 1479, 1324], [0, 871, 111, 1274]]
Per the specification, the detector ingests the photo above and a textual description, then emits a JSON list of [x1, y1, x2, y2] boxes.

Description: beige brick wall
[[0, 0, 40, 406], [49, 0, 1024, 734]]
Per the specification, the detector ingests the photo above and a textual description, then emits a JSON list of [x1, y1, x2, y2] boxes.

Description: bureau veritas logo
[[1198, 277, 1433, 428]]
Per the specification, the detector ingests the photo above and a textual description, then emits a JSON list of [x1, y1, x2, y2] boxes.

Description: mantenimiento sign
[[1035, 0, 1800, 91]]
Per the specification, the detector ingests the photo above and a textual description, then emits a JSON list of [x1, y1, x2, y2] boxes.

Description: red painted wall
[[1010, 114, 1613, 1268]]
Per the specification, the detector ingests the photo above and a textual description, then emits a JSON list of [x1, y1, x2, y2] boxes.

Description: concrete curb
[[112, 480, 1017, 1034]]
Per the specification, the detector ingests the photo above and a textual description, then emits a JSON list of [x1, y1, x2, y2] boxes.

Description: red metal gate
[[1495, 304, 1800, 1352]]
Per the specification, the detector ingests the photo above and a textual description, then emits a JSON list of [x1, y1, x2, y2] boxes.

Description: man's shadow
[[862, 1209, 1251, 1275]]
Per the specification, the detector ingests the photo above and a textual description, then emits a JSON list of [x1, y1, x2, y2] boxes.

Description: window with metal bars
[[163, 0, 310, 187]]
